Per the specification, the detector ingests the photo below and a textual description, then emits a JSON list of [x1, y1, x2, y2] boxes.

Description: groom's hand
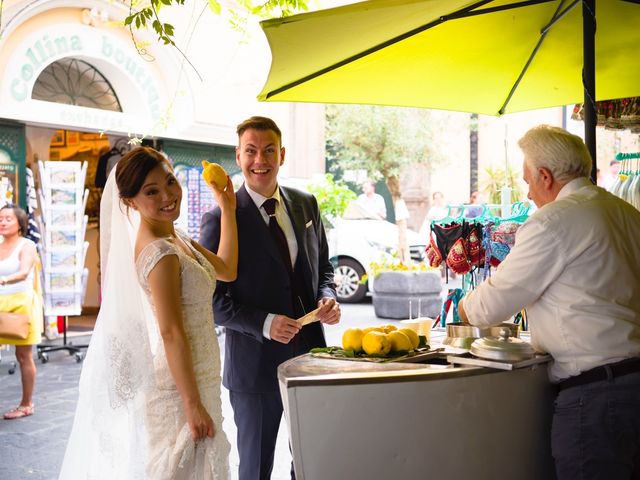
[[316, 297, 341, 325], [271, 315, 301, 344]]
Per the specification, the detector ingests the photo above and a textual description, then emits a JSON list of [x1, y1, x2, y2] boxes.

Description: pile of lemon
[[342, 325, 420, 356]]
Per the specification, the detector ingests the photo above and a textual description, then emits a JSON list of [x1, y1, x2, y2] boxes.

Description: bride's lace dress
[[136, 232, 231, 480]]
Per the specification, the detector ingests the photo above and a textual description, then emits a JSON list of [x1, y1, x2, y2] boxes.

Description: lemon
[[387, 331, 412, 352], [399, 328, 420, 350], [201, 161, 228, 190], [381, 324, 397, 333], [342, 328, 364, 352], [362, 331, 391, 356], [362, 326, 384, 335]]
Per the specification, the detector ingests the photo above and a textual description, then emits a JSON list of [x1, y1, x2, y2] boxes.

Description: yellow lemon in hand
[[381, 324, 397, 333], [399, 328, 420, 350], [342, 328, 364, 353], [362, 331, 391, 356], [201, 161, 228, 190], [387, 331, 412, 353]]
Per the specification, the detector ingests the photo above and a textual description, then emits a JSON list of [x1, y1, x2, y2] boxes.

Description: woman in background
[[0, 205, 41, 420]]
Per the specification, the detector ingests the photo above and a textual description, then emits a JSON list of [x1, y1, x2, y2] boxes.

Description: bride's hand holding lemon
[[202, 161, 236, 212]]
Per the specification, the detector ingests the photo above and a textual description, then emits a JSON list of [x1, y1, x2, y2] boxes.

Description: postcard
[[51, 188, 76, 205], [50, 211, 76, 227], [51, 231, 76, 246], [50, 251, 77, 269], [50, 171, 76, 185], [49, 272, 76, 289]]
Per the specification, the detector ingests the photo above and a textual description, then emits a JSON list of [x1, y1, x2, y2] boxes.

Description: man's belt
[[558, 356, 640, 391]]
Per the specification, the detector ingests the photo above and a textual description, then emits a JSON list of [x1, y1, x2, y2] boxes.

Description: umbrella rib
[[266, 0, 555, 100], [498, 0, 580, 115], [447, 0, 554, 19]]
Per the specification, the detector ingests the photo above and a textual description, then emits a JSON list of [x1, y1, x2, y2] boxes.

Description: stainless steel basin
[[443, 322, 519, 349]]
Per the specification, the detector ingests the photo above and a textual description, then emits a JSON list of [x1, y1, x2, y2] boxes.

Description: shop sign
[[59, 108, 126, 132], [7, 25, 162, 119]]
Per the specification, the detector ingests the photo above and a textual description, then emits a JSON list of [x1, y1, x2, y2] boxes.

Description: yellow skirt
[[0, 291, 42, 346]]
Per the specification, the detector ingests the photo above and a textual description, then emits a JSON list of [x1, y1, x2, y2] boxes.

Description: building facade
[[0, 0, 325, 309]]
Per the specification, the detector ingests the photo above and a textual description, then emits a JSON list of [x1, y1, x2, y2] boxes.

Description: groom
[[200, 116, 340, 480]]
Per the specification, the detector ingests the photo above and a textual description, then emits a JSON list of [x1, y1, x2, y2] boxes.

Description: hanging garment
[[466, 224, 484, 267], [432, 221, 467, 259], [426, 234, 442, 268], [438, 288, 464, 327], [25, 168, 41, 244], [446, 237, 471, 275], [486, 221, 522, 267], [95, 149, 123, 188]]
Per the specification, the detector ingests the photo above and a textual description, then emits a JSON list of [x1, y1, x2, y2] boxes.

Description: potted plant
[[363, 258, 442, 320]]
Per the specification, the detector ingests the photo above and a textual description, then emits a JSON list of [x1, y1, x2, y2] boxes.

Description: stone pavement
[[1, 341, 84, 480]]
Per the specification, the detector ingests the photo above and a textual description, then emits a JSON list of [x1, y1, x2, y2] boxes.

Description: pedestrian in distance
[[356, 179, 387, 219], [0, 205, 42, 420]]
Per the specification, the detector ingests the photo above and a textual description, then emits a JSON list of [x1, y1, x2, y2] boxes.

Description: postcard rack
[[36, 160, 89, 363], [173, 163, 218, 241]]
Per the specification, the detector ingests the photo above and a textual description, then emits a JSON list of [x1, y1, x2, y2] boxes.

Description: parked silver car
[[327, 202, 426, 303], [278, 178, 426, 303]]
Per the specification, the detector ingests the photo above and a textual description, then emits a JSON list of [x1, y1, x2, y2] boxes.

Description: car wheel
[[334, 258, 367, 303]]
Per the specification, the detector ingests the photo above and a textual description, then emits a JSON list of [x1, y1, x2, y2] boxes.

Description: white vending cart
[[278, 354, 556, 480]]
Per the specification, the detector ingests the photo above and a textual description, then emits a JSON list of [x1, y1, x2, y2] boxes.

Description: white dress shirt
[[463, 177, 640, 382], [245, 184, 299, 340]]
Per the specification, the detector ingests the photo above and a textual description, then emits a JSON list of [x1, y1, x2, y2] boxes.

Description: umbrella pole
[[583, 0, 597, 183]]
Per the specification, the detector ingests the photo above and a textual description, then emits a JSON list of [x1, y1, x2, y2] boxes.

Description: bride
[[59, 147, 236, 479]]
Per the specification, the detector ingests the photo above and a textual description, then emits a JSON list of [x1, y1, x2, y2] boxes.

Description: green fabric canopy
[[258, 0, 640, 116]]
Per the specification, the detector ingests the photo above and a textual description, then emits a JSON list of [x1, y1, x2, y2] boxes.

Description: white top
[[463, 177, 640, 382], [245, 184, 299, 339], [419, 205, 449, 238], [0, 238, 31, 295], [356, 193, 387, 219]]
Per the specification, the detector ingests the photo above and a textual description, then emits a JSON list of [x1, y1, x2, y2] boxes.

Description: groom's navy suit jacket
[[200, 184, 336, 393]]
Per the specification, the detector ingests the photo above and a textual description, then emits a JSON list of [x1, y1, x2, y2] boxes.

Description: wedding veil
[[59, 170, 159, 479]]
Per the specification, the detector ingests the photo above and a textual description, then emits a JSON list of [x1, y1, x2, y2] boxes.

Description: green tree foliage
[[482, 164, 523, 204], [124, 0, 307, 46], [326, 104, 450, 263], [307, 173, 356, 227], [326, 104, 444, 202]]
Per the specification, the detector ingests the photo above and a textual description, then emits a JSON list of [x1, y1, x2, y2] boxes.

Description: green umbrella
[[258, 0, 640, 174]]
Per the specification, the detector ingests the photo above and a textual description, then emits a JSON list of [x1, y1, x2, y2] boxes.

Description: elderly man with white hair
[[459, 125, 640, 480]]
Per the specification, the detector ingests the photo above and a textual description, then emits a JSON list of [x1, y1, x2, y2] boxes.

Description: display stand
[[0, 347, 16, 374], [35, 161, 89, 363], [37, 316, 85, 363]]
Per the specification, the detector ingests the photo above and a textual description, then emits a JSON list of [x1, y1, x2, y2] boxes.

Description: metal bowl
[[443, 322, 519, 350]]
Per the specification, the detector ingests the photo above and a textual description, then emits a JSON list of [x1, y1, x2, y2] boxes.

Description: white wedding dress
[[136, 233, 231, 479], [59, 172, 230, 480]]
